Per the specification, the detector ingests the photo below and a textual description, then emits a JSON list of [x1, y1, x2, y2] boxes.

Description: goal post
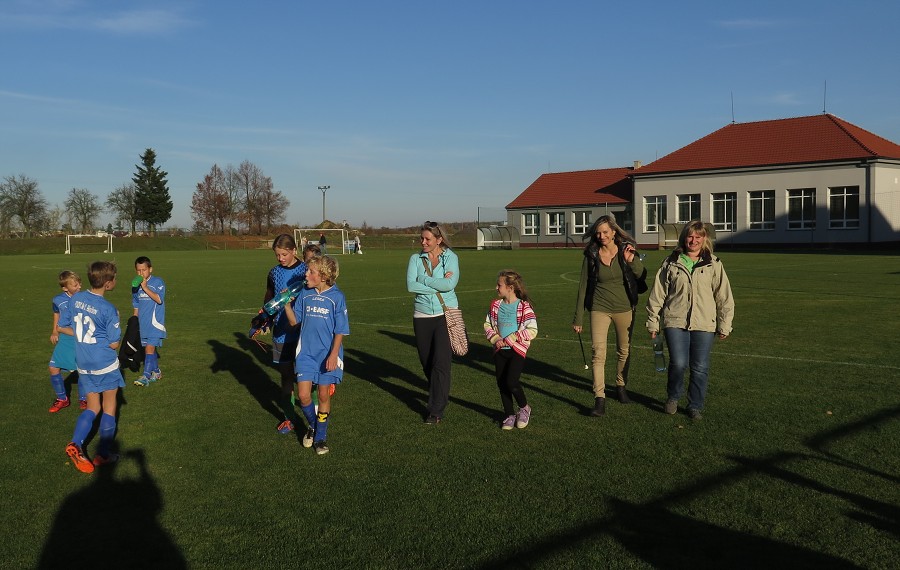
[[293, 228, 351, 254], [65, 234, 114, 254]]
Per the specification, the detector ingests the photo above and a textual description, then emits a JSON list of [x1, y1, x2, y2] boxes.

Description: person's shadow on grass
[[207, 334, 282, 423], [37, 447, 186, 569]]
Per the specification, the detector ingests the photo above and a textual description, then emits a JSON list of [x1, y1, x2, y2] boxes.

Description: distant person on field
[[48, 270, 87, 412], [318, 232, 327, 254], [354, 233, 362, 254], [572, 214, 645, 417], [483, 270, 537, 430], [261, 234, 309, 436], [132, 256, 167, 387], [58, 261, 125, 473], [646, 221, 734, 420], [406, 221, 460, 425], [282, 256, 350, 455]]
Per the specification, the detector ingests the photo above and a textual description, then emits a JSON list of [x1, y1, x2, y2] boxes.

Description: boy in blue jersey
[[132, 256, 167, 387], [48, 270, 87, 412], [283, 256, 349, 455], [58, 261, 125, 473]]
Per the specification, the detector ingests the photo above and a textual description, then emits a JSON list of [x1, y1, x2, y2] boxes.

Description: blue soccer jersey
[[52, 291, 73, 319], [62, 291, 122, 375], [267, 262, 307, 344], [132, 275, 167, 340], [293, 284, 349, 382]]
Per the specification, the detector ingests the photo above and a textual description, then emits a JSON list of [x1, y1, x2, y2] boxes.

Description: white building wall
[[871, 163, 900, 242]]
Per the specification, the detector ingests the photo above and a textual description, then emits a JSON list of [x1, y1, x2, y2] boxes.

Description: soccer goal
[[65, 234, 114, 254], [293, 228, 350, 255]]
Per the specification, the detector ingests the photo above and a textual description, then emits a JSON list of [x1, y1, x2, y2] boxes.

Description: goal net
[[293, 228, 351, 254], [65, 234, 114, 254]]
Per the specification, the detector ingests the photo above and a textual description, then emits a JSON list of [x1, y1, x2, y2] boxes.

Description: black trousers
[[493, 349, 527, 415], [413, 316, 453, 418]]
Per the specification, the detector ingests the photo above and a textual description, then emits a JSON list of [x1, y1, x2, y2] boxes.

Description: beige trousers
[[589, 309, 635, 397]]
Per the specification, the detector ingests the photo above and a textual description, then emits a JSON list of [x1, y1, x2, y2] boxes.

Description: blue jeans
[[663, 328, 715, 411]]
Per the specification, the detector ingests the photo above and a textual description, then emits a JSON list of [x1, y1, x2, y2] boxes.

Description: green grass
[[1, 248, 898, 569]]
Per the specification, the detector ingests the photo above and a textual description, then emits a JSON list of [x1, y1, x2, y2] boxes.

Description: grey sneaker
[[302, 427, 315, 448], [515, 405, 532, 429], [501, 415, 515, 430], [314, 440, 329, 455], [688, 408, 703, 421], [664, 399, 678, 415]]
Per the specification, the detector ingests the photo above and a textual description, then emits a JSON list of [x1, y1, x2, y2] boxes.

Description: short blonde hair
[[308, 256, 339, 286], [58, 270, 81, 288]]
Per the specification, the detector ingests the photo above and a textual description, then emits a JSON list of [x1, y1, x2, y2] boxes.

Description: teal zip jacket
[[406, 247, 460, 315]]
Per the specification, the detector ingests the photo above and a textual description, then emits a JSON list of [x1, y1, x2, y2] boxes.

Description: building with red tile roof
[[502, 114, 900, 248]]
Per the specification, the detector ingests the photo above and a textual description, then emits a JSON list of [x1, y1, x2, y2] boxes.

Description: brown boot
[[590, 397, 606, 417], [617, 386, 632, 404]]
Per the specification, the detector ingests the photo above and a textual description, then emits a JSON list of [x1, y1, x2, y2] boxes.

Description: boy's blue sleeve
[[335, 293, 350, 335]]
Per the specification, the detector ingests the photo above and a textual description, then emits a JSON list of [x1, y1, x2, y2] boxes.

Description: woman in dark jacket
[[573, 214, 646, 416]]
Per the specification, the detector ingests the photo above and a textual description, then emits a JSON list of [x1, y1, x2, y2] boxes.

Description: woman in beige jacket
[[646, 221, 734, 420]]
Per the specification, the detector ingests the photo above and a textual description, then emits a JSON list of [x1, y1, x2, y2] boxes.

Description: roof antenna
[[731, 92, 735, 124], [823, 80, 827, 114]]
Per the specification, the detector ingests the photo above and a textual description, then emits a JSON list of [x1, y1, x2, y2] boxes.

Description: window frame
[[546, 212, 565, 235], [573, 211, 591, 235], [711, 192, 737, 232], [748, 190, 775, 231], [676, 194, 700, 224], [522, 213, 539, 236], [643, 196, 667, 233], [787, 188, 816, 230], [828, 186, 860, 229]]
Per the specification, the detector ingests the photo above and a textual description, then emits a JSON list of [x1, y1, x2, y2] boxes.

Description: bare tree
[[45, 205, 66, 233], [65, 188, 102, 234], [191, 164, 231, 234], [106, 182, 140, 234], [257, 184, 289, 235], [222, 164, 242, 233], [235, 160, 264, 233], [0, 174, 48, 237]]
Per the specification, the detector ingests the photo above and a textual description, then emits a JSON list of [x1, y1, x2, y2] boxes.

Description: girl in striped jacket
[[484, 270, 538, 430]]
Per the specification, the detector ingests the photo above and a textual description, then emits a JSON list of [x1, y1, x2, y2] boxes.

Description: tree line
[[0, 149, 287, 237]]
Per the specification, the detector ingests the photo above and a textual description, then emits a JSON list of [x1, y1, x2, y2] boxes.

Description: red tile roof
[[506, 167, 632, 209], [633, 114, 900, 176]]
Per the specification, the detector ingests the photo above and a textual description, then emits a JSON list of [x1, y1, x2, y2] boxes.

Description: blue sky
[[2, 0, 899, 229]]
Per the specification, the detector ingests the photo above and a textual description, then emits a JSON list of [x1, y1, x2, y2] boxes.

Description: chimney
[[633, 160, 642, 170]]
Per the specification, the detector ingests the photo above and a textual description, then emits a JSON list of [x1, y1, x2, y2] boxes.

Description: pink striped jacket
[[483, 299, 538, 358]]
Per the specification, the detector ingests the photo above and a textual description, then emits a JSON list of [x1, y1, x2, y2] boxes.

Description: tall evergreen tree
[[132, 148, 173, 234]]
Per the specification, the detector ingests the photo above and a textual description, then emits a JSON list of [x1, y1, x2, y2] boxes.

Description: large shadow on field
[[38, 447, 186, 569], [357, 330, 497, 420], [207, 334, 282, 422], [477, 404, 900, 568]]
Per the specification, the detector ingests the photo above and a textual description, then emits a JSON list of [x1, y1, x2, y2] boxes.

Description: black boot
[[617, 386, 632, 404], [590, 397, 606, 417]]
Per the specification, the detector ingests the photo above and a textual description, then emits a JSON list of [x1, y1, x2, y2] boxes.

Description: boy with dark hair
[[48, 270, 87, 412], [59, 261, 125, 472], [132, 256, 167, 387]]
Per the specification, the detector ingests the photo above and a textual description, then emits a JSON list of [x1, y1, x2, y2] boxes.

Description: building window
[[711, 192, 736, 232], [748, 190, 775, 230], [787, 188, 816, 230], [644, 196, 667, 232], [676, 194, 700, 223], [829, 186, 860, 229], [522, 213, 539, 236], [573, 211, 591, 235], [547, 212, 564, 235]]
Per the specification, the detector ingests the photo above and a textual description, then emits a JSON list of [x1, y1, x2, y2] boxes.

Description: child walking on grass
[[483, 270, 538, 430], [59, 261, 125, 473], [132, 256, 167, 387], [282, 256, 349, 455], [48, 270, 87, 412]]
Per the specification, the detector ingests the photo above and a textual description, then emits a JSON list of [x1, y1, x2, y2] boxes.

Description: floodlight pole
[[318, 185, 330, 224]]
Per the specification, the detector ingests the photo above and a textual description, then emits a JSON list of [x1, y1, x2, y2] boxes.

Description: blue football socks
[[72, 409, 97, 446], [301, 402, 316, 431], [50, 373, 66, 399], [316, 411, 330, 442], [97, 413, 117, 457]]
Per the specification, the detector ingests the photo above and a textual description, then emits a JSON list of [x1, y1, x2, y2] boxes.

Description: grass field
[[1, 247, 898, 569]]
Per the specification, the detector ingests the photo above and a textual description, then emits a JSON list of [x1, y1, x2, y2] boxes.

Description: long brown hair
[[497, 270, 531, 303], [583, 213, 636, 250]]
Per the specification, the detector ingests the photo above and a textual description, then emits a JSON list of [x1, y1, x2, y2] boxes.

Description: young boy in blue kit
[[282, 256, 349, 455], [59, 261, 125, 473], [132, 256, 167, 387], [48, 270, 87, 412]]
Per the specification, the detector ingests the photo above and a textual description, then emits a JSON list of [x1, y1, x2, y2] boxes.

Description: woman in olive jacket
[[646, 221, 734, 420]]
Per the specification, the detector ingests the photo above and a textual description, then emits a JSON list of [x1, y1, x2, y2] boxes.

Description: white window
[[522, 213, 539, 236], [676, 194, 700, 223], [829, 186, 860, 229], [547, 212, 564, 235], [643, 196, 667, 232], [711, 192, 737, 232], [573, 211, 591, 235], [748, 190, 775, 230], [787, 188, 816, 230]]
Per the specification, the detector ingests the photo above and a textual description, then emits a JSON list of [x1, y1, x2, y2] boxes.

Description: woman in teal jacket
[[406, 221, 460, 424]]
